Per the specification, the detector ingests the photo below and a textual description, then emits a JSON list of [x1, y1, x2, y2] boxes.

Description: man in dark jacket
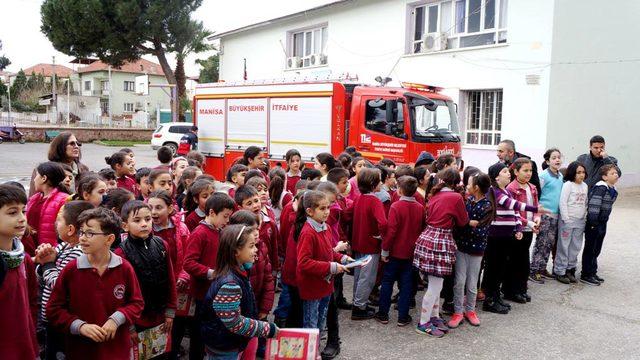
[[497, 139, 541, 193], [577, 135, 621, 188], [177, 125, 198, 156]]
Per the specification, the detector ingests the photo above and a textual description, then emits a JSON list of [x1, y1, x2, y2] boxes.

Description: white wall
[[546, 0, 640, 187], [218, 0, 556, 172]]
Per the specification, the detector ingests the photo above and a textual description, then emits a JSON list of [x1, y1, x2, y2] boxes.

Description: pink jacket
[[506, 180, 540, 229], [26, 188, 69, 246]]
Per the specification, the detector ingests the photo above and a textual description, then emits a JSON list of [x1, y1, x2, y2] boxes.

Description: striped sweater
[[489, 187, 538, 237], [587, 181, 618, 227], [36, 242, 83, 322], [212, 282, 274, 338]]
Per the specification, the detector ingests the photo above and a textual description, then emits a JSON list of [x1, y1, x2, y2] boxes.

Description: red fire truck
[[193, 80, 461, 179]]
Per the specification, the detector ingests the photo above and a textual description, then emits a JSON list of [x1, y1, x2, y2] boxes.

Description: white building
[[211, 0, 639, 187]]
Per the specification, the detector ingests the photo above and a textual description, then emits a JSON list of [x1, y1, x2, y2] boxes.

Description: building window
[[84, 81, 91, 91], [409, 0, 508, 54], [287, 25, 328, 68], [124, 81, 135, 92], [101, 81, 109, 91], [100, 99, 109, 116], [464, 89, 502, 146], [124, 103, 134, 112]]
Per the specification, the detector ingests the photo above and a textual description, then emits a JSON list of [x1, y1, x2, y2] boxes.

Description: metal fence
[[0, 111, 155, 128]]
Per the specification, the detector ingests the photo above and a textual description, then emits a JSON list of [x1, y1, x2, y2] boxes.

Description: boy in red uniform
[[47, 207, 144, 360], [344, 167, 388, 320], [0, 184, 39, 360], [376, 176, 426, 326], [183, 192, 235, 360]]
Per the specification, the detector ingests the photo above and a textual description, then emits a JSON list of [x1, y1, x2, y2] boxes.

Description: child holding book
[[47, 208, 144, 360], [201, 224, 279, 359]]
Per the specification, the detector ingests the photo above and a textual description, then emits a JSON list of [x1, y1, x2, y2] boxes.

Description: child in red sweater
[[413, 168, 469, 337], [241, 180, 280, 272], [106, 151, 137, 195], [220, 163, 248, 199], [296, 190, 351, 330], [183, 179, 215, 230], [285, 149, 302, 195], [0, 184, 39, 360], [47, 207, 144, 360], [115, 201, 177, 342], [376, 176, 426, 326], [148, 168, 174, 194], [183, 192, 235, 360], [344, 167, 387, 320]]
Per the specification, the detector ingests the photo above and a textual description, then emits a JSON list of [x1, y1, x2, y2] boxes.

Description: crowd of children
[[0, 132, 622, 359]]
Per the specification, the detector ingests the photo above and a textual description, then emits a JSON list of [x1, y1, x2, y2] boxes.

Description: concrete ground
[[1, 142, 638, 359]]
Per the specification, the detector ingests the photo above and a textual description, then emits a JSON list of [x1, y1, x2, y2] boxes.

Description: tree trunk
[[152, 39, 179, 120], [175, 55, 186, 120]]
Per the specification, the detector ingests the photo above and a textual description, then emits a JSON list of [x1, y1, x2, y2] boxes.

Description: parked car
[[151, 122, 194, 154]]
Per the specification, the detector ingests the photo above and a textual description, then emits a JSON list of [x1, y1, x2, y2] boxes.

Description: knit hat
[[488, 162, 507, 181], [415, 151, 435, 167]]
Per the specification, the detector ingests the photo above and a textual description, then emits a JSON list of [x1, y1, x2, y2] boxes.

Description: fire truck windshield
[[410, 99, 460, 142]]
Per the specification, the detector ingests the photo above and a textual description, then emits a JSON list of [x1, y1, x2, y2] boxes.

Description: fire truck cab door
[[356, 97, 409, 163]]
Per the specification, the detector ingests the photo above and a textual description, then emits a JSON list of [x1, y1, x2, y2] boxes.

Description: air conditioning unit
[[422, 33, 447, 52], [309, 53, 328, 66], [286, 56, 302, 69]]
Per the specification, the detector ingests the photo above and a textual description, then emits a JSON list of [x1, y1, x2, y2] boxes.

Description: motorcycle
[[0, 125, 26, 144]]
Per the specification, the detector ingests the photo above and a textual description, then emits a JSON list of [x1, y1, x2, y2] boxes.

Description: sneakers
[[447, 313, 464, 328], [522, 293, 532, 302], [580, 276, 601, 286], [351, 306, 375, 320], [430, 317, 449, 333], [464, 311, 481, 326], [496, 296, 511, 310], [397, 315, 412, 327], [374, 312, 389, 324], [529, 272, 545, 284], [594, 274, 605, 283], [566, 269, 578, 283], [415, 322, 445, 338], [504, 293, 527, 304], [555, 273, 571, 284], [540, 270, 555, 279]]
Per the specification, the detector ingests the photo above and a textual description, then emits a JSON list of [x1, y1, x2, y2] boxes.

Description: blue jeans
[[378, 258, 414, 319], [302, 295, 331, 330], [273, 283, 292, 319]]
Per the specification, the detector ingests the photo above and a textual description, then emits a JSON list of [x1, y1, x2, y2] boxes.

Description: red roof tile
[[77, 58, 165, 76], [21, 63, 74, 78]]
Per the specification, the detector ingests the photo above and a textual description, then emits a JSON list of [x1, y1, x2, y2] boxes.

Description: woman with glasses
[[29, 132, 89, 196]]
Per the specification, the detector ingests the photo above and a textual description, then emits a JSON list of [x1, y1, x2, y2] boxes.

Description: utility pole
[[7, 81, 11, 124], [108, 65, 112, 127], [66, 78, 70, 124], [52, 56, 57, 123]]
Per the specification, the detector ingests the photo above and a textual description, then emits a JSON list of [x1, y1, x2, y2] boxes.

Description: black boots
[[321, 340, 341, 360], [483, 294, 510, 314]]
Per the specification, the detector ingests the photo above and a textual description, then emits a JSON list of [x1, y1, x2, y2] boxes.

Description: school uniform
[[250, 236, 275, 316], [259, 210, 280, 272], [116, 175, 137, 195], [182, 221, 219, 360], [344, 193, 387, 310], [277, 218, 303, 328], [47, 253, 144, 360], [379, 196, 426, 319], [184, 207, 206, 232], [153, 214, 190, 281], [285, 170, 301, 197], [413, 189, 469, 277], [297, 219, 347, 329], [0, 240, 39, 360]]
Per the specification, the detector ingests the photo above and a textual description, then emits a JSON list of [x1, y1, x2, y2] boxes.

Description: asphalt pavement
[[1, 142, 638, 359]]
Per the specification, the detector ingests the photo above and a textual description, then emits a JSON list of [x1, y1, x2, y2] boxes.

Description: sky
[[0, 0, 336, 76]]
